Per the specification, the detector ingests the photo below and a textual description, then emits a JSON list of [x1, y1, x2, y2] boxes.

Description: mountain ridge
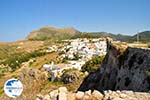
[[26, 26, 150, 42]]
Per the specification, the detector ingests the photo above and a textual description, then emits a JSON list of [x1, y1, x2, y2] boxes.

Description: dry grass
[[128, 43, 148, 48], [30, 52, 59, 69], [13, 40, 44, 52], [112, 41, 128, 56]]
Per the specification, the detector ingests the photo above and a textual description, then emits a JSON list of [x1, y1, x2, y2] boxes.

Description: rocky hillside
[[27, 26, 80, 41], [78, 39, 150, 92]]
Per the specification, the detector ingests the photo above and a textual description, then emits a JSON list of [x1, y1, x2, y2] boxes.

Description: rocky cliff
[[79, 39, 150, 92]]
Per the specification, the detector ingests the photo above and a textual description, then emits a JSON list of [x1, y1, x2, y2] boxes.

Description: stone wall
[[36, 87, 150, 100]]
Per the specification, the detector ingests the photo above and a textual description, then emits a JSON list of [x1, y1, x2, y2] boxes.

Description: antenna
[[137, 30, 139, 43]]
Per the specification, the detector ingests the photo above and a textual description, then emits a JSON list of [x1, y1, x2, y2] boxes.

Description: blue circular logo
[[4, 78, 23, 98]]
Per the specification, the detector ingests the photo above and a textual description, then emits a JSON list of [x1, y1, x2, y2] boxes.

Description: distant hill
[[26, 26, 150, 43], [84, 31, 150, 43], [130, 31, 150, 43], [27, 26, 81, 41], [84, 32, 131, 42]]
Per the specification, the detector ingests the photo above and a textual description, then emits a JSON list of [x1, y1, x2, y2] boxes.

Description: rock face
[[78, 40, 150, 92]]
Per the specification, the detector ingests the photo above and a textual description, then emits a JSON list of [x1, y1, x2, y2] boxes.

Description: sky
[[0, 0, 149, 42]]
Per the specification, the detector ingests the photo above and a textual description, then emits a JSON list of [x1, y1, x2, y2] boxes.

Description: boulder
[[92, 90, 103, 100], [112, 97, 124, 100], [58, 92, 67, 100], [83, 94, 91, 100], [49, 89, 58, 100], [85, 90, 92, 96], [75, 91, 84, 100], [83, 90, 92, 100], [58, 87, 68, 93], [36, 98, 41, 100], [119, 93, 127, 98], [43, 94, 51, 100], [67, 93, 76, 100]]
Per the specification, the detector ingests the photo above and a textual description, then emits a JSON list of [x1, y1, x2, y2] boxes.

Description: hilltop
[[26, 26, 81, 41]]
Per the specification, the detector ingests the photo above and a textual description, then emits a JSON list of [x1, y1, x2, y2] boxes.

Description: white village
[[43, 38, 107, 81]]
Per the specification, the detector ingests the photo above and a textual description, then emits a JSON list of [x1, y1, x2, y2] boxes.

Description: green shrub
[[2, 50, 48, 72], [81, 56, 104, 73], [72, 53, 81, 60], [145, 71, 150, 77], [145, 70, 150, 85]]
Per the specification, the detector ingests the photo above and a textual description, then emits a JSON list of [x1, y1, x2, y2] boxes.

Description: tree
[[81, 56, 104, 73]]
